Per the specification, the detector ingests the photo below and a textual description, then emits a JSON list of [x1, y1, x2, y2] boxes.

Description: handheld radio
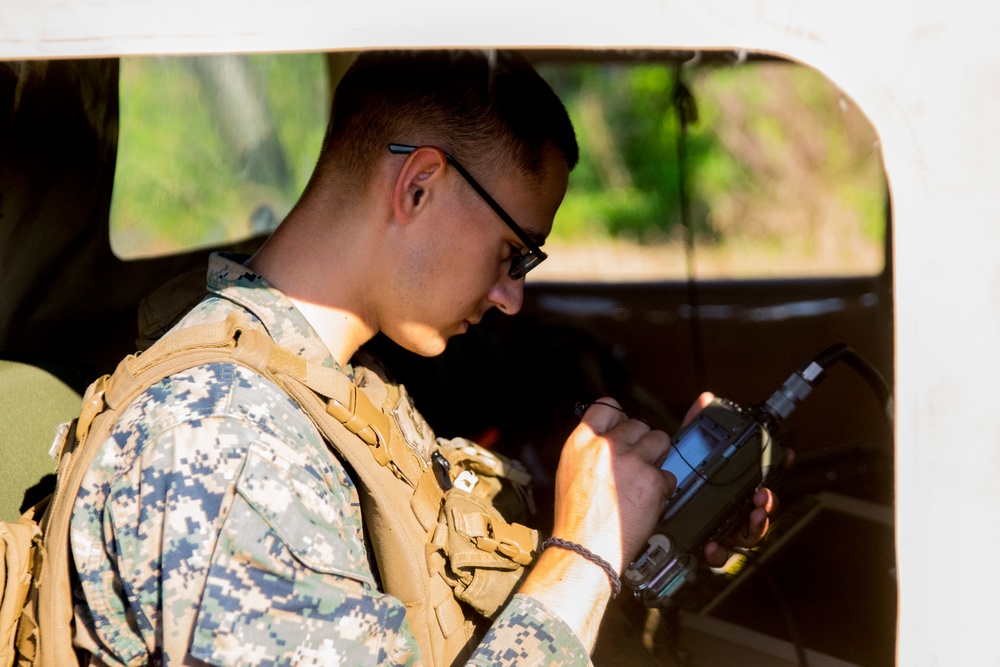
[[623, 343, 892, 608]]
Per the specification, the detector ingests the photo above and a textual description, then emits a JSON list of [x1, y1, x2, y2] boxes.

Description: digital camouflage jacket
[[70, 253, 590, 667]]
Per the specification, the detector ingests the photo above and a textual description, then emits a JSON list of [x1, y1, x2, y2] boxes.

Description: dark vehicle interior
[[1, 51, 895, 667]]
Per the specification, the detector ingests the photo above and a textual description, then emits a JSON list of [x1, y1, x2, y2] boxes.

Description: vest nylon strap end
[[326, 385, 392, 466], [75, 375, 109, 443], [267, 344, 307, 379]]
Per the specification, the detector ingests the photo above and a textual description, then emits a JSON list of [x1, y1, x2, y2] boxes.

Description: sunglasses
[[388, 143, 548, 279]]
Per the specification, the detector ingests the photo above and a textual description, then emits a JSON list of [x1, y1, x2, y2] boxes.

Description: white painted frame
[[3, 1, 998, 662]]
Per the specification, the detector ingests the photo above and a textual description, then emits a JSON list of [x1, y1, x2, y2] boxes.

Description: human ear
[[391, 147, 448, 224]]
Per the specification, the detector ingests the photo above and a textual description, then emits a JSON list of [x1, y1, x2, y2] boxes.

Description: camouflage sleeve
[[190, 436, 419, 666], [73, 362, 589, 666], [187, 436, 589, 667], [469, 594, 591, 666], [73, 364, 421, 666]]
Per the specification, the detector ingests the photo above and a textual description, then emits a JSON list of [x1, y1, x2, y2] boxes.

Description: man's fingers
[[578, 397, 629, 435], [704, 488, 779, 562], [630, 427, 671, 464], [703, 541, 730, 568], [585, 405, 670, 461], [755, 487, 777, 515], [727, 504, 772, 548], [681, 392, 715, 427], [729, 488, 777, 548], [705, 507, 770, 564]]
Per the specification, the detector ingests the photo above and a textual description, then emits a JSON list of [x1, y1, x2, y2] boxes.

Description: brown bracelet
[[541, 536, 622, 599]]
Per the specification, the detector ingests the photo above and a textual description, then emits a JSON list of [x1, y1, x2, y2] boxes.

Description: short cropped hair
[[316, 50, 578, 194]]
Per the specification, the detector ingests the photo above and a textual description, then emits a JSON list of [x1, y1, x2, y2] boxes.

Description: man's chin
[[398, 335, 451, 358], [386, 323, 468, 358]]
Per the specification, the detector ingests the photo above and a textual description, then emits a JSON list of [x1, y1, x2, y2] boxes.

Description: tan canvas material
[[0, 310, 538, 667], [0, 514, 41, 667]]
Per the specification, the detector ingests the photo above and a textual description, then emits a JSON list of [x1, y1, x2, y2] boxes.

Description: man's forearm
[[518, 546, 614, 652]]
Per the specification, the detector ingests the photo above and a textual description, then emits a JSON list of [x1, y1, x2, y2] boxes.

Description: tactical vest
[[19, 310, 538, 667]]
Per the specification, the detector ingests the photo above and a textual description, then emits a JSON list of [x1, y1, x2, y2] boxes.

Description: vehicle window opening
[[109, 52, 887, 286], [531, 52, 887, 282], [109, 53, 332, 259]]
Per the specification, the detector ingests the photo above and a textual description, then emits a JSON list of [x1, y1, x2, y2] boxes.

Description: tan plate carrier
[[3, 310, 539, 667]]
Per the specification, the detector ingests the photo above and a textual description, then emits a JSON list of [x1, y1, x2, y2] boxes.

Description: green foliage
[[111, 54, 328, 257], [111, 53, 886, 277], [538, 58, 886, 273], [249, 54, 330, 189], [540, 62, 739, 243]]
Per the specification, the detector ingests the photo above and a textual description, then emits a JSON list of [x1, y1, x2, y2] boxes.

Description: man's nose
[[488, 274, 524, 315]]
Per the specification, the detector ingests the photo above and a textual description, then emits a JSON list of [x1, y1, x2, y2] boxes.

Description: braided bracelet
[[541, 537, 622, 599]]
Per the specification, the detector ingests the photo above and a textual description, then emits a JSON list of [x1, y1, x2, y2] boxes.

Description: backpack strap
[[20, 313, 259, 665], [23, 310, 537, 667], [1, 513, 42, 667], [196, 314, 540, 660]]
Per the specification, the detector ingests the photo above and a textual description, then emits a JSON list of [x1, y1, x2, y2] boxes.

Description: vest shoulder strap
[[25, 310, 537, 667]]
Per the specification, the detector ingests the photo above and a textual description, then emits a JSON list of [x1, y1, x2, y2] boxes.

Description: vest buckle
[[475, 520, 536, 566]]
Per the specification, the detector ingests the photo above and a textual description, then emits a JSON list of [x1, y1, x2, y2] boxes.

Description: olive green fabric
[[0, 362, 81, 522]]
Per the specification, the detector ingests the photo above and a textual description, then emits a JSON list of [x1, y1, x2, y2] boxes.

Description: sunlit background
[[110, 52, 886, 281]]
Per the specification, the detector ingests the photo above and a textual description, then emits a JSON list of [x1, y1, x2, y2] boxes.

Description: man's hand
[[682, 392, 787, 568], [520, 397, 676, 649], [548, 397, 678, 573], [519, 393, 786, 650], [704, 486, 779, 566]]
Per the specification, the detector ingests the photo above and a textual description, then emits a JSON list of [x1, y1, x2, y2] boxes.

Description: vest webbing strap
[[24, 313, 276, 665], [21, 310, 535, 667]]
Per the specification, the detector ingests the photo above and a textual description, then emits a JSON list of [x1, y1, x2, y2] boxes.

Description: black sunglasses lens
[[509, 252, 541, 279]]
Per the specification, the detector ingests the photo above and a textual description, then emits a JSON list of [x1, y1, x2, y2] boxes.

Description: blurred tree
[[185, 56, 292, 190], [111, 53, 328, 258], [538, 57, 884, 278]]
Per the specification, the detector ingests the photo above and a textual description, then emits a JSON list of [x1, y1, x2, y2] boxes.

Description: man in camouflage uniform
[[71, 51, 775, 666]]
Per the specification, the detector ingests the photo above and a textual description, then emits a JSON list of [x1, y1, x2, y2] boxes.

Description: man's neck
[[284, 296, 374, 369], [245, 203, 381, 369]]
